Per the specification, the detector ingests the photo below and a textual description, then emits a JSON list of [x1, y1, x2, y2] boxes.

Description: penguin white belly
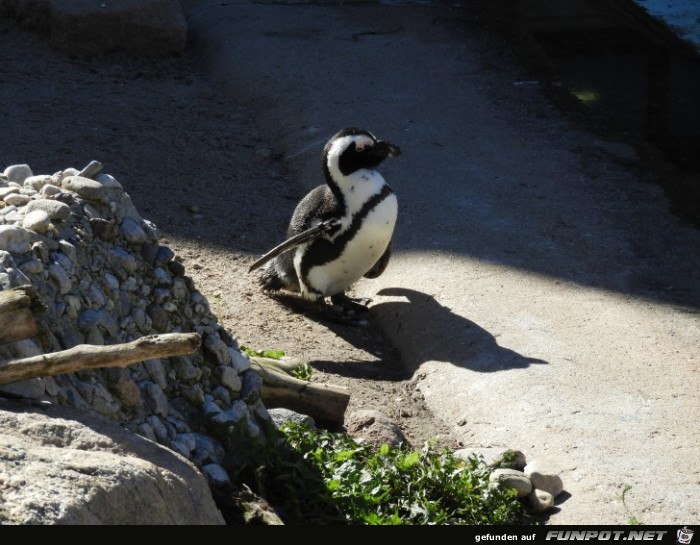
[[305, 193, 397, 297]]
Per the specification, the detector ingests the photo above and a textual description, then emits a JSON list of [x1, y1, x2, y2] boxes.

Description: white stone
[[24, 175, 52, 191], [120, 218, 147, 244], [489, 468, 533, 498], [219, 366, 242, 393], [96, 173, 122, 189], [48, 261, 72, 294], [39, 184, 63, 196], [4, 164, 33, 183], [524, 461, 564, 498], [4, 193, 31, 207], [22, 210, 52, 233], [25, 199, 71, 221], [0, 225, 36, 253], [230, 348, 251, 373], [529, 488, 555, 513], [0, 186, 20, 199], [202, 464, 230, 484]]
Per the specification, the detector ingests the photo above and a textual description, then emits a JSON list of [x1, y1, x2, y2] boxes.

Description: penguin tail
[[258, 258, 300, 293]]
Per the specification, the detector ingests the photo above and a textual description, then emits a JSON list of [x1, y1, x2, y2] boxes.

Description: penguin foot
[[330, 293, 372, 314], [318, 299, 369, 327]]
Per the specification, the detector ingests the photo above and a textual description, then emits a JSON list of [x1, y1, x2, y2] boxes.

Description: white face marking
[[326, 134, 376, 183]]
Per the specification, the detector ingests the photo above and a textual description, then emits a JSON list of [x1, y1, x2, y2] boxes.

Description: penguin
[[250, 127, 400, 320]]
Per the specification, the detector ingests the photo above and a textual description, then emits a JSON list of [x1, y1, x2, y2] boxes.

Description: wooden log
[[0, 288, 39, 345], [249, 355, 305, 375], [250, 359, 349, 426], [0, 333, 201, 385]]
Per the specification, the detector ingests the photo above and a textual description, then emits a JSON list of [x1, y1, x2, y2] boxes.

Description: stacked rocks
[[0, 161, 270, 484], [455, 447, 565, 514]]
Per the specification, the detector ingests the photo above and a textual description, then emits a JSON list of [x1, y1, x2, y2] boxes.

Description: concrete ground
[[182, 0, 699, 524]]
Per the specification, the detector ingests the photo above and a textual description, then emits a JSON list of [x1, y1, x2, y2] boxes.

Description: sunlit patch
[[571, 88, 599, 104]]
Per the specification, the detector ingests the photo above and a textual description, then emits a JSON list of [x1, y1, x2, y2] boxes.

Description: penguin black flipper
[[248, 218, 341, 273]]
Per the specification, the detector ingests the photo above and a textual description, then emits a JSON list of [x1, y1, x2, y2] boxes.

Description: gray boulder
[[0, 400, 224, 525], [344, 409, 408, 447]]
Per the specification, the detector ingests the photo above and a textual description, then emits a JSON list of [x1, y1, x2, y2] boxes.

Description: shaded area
[[371, 287, 547, 372], [510, 0, 700, 227]]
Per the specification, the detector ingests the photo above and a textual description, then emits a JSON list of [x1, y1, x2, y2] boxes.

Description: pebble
[[78, 160, 103, 179], [192, 434, 226, 465], [143, 359, 168, 390], [23, 175, 50, 192], [524, 461, 565, 498], [25, 199, 72, 221], [240, 370, 263, 403], [203, 400, 223, 417], [171, 355, 202, 383], [48, 261, 72, 294], [211, 400, 248, 425], [269, 408, 315, 429], [120, 217, 147, 244], [147, 415, 169, 442], [0, 186, 20, 199], [202, 464, 230, 485], [144, 381, 169, 417], [529, 488, 555, 513], [0, 224, 37, 253], [171, 277, 187, 300], [61, 175, 107, 201], [0, 378, 46, 399], [204, 333, 231, 365], [4, 193, 31, 207], [4, 164, 32, 183], [96, 173, 122, 189], [218, 366, 242, 393], [230, 348, 251, 373], [39, 184, 63, 196], [488, 468, 533, 498]]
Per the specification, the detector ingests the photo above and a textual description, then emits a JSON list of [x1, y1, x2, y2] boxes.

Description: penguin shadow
[[366, 287, 548, 374], [264, 291, 411, 380]]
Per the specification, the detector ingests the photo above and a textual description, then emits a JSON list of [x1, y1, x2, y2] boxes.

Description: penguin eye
[[355, 142, 372, 153]]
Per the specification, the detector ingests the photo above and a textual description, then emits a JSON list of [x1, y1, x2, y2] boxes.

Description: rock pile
[[0, 161, 272, 505]]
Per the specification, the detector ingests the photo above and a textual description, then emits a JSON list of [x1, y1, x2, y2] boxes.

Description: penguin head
[[323, 127, 401, 178]]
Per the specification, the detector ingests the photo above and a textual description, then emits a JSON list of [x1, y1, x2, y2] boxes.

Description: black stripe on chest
[[299, 184, 394, 290]]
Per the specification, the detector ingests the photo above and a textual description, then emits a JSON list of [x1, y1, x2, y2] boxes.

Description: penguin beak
[[372, 140, 402, 159]]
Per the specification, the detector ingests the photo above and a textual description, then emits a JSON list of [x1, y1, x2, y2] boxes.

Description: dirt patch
[[0, 18, 456, 449]]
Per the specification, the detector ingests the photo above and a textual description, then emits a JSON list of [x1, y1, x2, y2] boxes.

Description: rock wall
[[0, 161, 271, 523]]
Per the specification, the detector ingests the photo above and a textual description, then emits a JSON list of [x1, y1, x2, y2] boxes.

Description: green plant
[[291, 363, 313, 381], [240, 345, 286, 360], [231, 422, 536, 525], [620, 484, 643, 525]]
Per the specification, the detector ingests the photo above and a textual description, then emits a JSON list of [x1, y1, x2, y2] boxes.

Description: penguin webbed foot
[[317, 293, 371, 326]]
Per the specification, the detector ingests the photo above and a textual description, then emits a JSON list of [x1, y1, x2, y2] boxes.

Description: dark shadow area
[[2, 1, 699, 320], [503, 0, 700, 227], [262, 291, 407, 379], [270, 287, 547, 378], [371, 287, 548, 373]]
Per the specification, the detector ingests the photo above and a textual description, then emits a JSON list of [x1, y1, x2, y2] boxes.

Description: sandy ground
[[0, 16, 456, 449]]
